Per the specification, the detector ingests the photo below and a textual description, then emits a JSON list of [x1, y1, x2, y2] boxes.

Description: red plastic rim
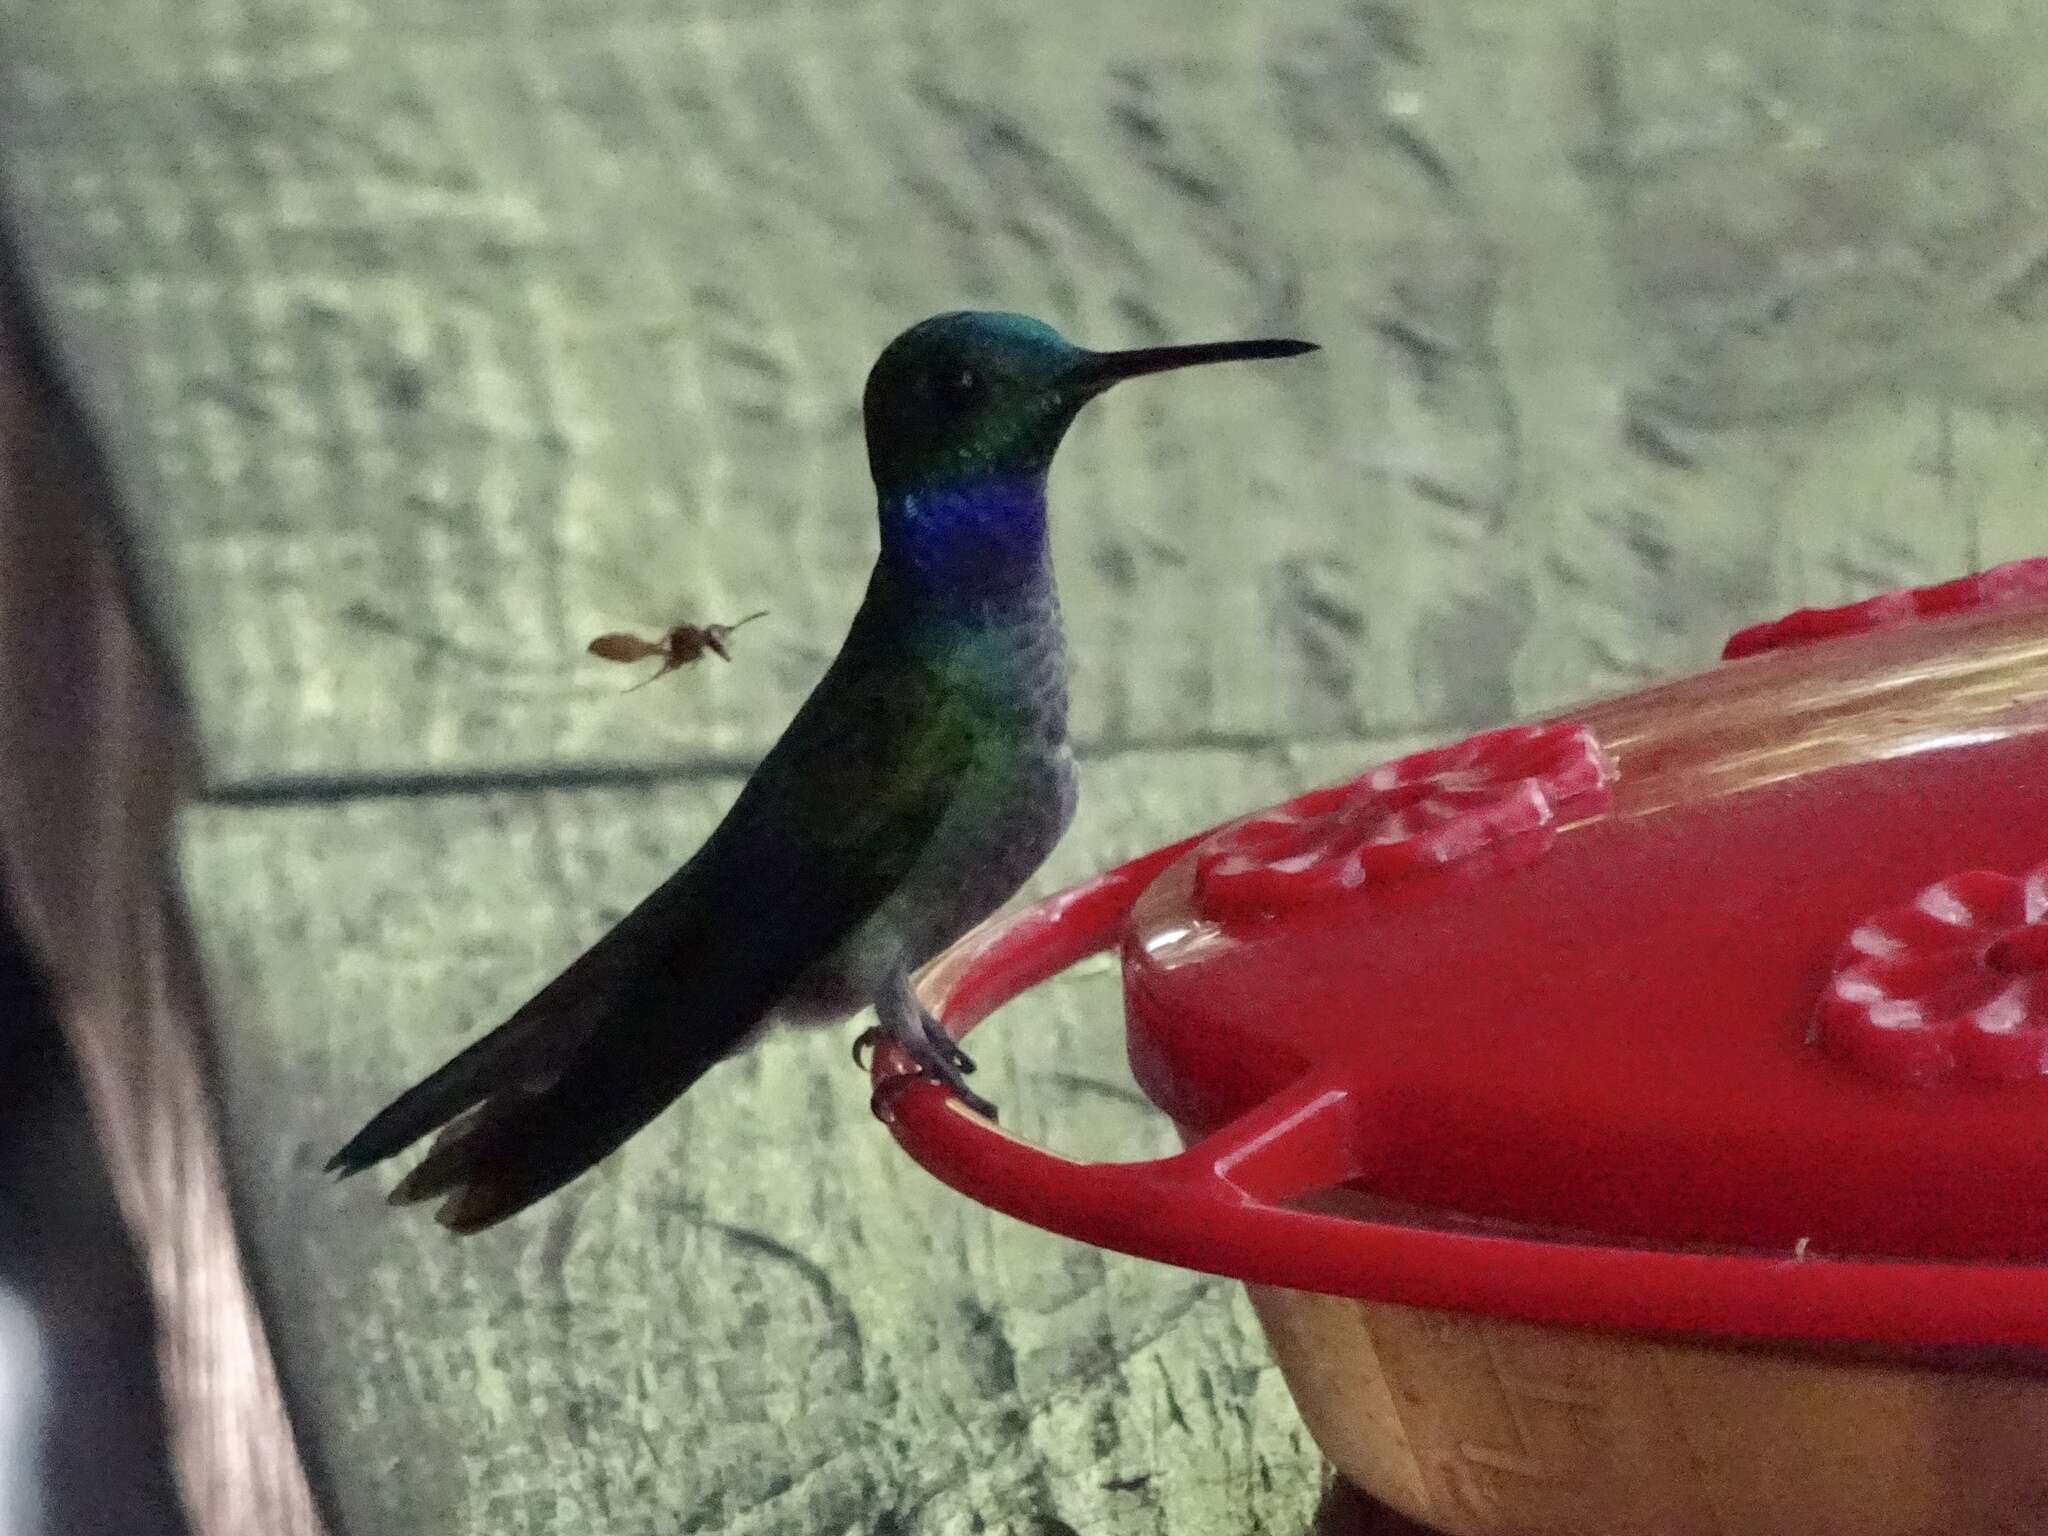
[[874, 839, 2048, 1351]]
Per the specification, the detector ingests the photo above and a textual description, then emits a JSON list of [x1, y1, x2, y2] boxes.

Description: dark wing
[[329, 595, 978, 1231]]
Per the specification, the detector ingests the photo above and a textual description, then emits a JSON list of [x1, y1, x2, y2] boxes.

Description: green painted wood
[[8, 0, 2040, 786]]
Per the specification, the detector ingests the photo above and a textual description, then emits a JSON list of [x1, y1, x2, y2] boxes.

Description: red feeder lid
[[1722, 554, 2048, 659], [877, 588, 2048, 1348]]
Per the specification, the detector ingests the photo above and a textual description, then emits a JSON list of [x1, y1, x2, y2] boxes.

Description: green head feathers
[[861, 311, 1315, 497]]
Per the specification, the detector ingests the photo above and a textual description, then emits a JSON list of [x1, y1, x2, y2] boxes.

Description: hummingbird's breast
[[783, 593, 1076, 1024]]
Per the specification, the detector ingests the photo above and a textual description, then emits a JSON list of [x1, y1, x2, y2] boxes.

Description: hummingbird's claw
[[889, 1014, 995, 1119], [866, 965, 998, 1120], [852, 1021, 971, 1073], [920, 1012, 977, 1077], [870, 1062, 997, 1124], [858, 1023, 996, 1118]]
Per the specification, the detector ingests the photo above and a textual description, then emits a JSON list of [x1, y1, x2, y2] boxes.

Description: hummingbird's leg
[[868, 963, 996, 1120]]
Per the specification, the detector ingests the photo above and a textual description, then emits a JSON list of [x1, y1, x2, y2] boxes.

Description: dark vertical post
[[0, 195, 328, 1534]]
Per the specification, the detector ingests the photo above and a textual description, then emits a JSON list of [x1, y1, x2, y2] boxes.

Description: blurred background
[[0, 0, 2044, 1531]]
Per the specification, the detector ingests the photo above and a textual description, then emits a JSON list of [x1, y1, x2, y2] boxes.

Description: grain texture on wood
[[7, 0, 2038, 788]]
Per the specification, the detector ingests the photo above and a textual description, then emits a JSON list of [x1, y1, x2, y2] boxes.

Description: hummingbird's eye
[[933, 365, 985, 415]]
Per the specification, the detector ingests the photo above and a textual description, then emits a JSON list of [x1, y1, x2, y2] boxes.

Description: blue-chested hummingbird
[[329, 311, 1316, 1232]]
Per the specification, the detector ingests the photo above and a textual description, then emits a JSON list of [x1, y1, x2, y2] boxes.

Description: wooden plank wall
[[5, 0, 2047, 1530]]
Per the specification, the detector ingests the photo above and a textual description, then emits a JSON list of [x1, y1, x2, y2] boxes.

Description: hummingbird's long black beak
[[1074, 336, 1318, 392]]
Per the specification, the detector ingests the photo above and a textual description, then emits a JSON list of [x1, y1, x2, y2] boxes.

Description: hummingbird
[[328, 311, 1316, 1232]]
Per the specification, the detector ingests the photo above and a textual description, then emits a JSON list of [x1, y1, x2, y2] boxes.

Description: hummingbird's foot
[[853, 1022, 975, 1073], [867, 966, 996, 1120], [916, 1010, 977, 1078], [869, 1043, 997, 1123]]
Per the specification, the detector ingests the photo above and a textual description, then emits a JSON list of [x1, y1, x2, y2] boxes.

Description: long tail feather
[[328, 879, 778, 1230], [389, 1016, 739, 1232], [324, 1004, 568, 1176]]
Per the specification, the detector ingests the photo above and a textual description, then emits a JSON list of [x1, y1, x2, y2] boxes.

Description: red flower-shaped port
[[1722, 556, 2048, 660], [1193, 722, 1616, 918], [1817, 864, 2048, 1087]]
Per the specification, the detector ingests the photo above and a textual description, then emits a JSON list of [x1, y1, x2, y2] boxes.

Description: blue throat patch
[[880, 474, 1051, 610]]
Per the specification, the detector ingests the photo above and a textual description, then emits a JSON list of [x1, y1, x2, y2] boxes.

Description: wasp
[[586, 611, 767, 690]]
